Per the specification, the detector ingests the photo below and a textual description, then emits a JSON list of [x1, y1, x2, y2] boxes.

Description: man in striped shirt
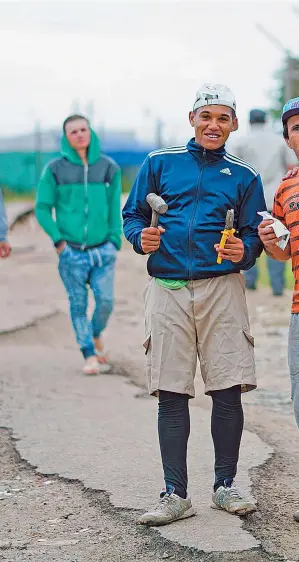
[[259, 98, 299, 439], [234, 109, 297, 295]]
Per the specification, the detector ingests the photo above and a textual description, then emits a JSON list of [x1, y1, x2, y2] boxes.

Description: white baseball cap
[[193, 83, 236, 113]]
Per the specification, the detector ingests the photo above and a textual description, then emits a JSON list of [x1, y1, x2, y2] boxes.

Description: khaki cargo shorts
[[143, 274, 256, 397]]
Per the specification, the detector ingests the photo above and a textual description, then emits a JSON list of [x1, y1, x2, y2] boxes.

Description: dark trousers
[[158, 386, 243, 498]]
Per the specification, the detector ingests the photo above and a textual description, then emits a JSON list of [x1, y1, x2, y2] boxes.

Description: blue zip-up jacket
[[123, 138, 266, 280], [0, 189, 7, 242]]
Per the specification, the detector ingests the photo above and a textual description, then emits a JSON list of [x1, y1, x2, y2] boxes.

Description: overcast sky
[[0, 0, 298, 144]]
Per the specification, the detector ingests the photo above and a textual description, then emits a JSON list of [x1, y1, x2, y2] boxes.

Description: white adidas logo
[[220, 168, 232, 175]]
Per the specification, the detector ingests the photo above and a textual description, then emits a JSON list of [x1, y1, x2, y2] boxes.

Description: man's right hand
[[56, 241, 67, 255], [141, 226, 165, 254], [258, 219, 279, 249]]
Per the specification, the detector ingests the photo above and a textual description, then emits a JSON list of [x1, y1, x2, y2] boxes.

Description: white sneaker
[[212, 482, 256, 515], [137, 491, 196, 527]]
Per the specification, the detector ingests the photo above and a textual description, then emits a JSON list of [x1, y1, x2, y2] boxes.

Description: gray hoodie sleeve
[[0, 189, 7, 242]]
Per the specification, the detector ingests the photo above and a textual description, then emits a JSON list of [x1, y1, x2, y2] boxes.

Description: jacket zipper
[[187, 149, 206, 279], [81, 163, 89, 250]]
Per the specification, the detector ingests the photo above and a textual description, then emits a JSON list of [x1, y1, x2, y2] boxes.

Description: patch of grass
[[2, 186, 35, 202], [121, 175, 132, 193], [258, 251, 293, 290]]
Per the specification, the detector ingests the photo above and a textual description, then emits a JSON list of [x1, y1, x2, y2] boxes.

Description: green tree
[[269, 64, 285, 121], [269, 57, 299, 120]]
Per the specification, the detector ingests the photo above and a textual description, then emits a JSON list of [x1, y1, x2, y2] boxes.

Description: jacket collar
[[187, 137, 226, 163]]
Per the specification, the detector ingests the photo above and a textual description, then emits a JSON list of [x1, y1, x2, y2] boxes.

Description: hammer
[[146, 193, 168, 227]]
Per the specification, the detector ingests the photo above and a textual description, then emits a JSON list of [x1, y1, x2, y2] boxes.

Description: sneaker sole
[[98, 364, 112, 374], [211, 503, 257, 516], [137, 506, 197, 527]]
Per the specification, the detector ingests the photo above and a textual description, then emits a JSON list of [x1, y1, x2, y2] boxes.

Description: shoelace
[[226, 486, 243, 500], [157, 493, 183, 517], [148, 495, 171, 514], [152, 493, 176, 512], [159, 493, 172, 505]]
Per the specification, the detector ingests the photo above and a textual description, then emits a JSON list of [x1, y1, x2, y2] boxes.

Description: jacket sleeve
[[35, 165, 63, 244], [122, 156, 155, 254], [237, 174, 266, 270], [107, 167, 122, 250], [0, 189, 8, 241]]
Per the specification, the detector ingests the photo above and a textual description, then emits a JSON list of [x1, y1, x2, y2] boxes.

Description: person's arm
[[35, 165, 64, 247], [0, 189, 11, 258], [258, 189, 291, 261], [0, 189, 7, 242], [107, 167, 122, 250], [235, 174, 266, 270], [123, 156, 162, 254]]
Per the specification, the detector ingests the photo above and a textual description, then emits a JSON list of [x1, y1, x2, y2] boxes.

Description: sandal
[[96, 350, 112, 374]]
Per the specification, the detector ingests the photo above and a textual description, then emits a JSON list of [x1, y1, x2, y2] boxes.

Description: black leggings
[[158, 386, 243, 499]]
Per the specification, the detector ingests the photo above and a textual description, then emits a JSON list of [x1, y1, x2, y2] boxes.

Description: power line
[[255, 23, 293, 56]]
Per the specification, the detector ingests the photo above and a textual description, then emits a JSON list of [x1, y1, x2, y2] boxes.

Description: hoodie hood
[[187, 138, 226, 163], [61, 128, 101, 166]]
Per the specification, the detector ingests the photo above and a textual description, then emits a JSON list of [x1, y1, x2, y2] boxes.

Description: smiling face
[[285, 114, 299, 160], [189, 105, 238, 150]]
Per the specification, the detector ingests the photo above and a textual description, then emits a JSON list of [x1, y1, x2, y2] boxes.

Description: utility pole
[[155, 118, 164, 149], [35, 120, 42, 187], [71, 99, 80, 113], [143, 108, 164, 148], [256, 23, 299, 101], [285, 57, 299, 99], [86, 100, 95, 122]]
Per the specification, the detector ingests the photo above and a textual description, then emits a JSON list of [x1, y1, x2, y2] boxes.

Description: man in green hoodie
[[36, 115, 122, 375]]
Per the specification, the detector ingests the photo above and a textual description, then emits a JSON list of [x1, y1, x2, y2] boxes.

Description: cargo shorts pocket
[[243, 330, 254, 347], [143, 335, 151, 355]]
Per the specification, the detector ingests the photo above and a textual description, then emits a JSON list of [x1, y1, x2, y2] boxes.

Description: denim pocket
[[102, 241, 117, 262], [58, 244, 71, 260]]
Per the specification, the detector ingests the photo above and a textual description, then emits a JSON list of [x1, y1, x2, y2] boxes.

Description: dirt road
[[0, 220, 298, 561]]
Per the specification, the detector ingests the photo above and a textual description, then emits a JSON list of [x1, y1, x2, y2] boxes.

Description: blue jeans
[[58, 242, 117, 358], [244, 256, 285, 295], [288, 314, 299, 427]]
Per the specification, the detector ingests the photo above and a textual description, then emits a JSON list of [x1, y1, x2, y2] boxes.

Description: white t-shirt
[[232, 124, 298, 211]]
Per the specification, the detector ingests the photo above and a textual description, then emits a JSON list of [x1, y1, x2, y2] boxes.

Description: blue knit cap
[[282, 97, 299, 123]]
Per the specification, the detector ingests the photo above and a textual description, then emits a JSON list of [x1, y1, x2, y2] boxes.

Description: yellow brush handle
[[217, 228, 236, 264]]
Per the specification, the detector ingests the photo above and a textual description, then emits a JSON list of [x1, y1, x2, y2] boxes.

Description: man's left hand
[[0, 241, 11, 258], [214, 235, 244, 263]]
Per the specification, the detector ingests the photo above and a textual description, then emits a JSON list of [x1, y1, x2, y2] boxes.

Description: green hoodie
[[36, 129, 122, 250]]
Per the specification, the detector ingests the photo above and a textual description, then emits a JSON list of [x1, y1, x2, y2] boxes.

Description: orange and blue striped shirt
[[273, 178, 299, 312]]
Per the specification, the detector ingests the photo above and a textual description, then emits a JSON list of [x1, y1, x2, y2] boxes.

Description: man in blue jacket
[[123, 83, 266, 526], [0, 189, 11, 258]]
